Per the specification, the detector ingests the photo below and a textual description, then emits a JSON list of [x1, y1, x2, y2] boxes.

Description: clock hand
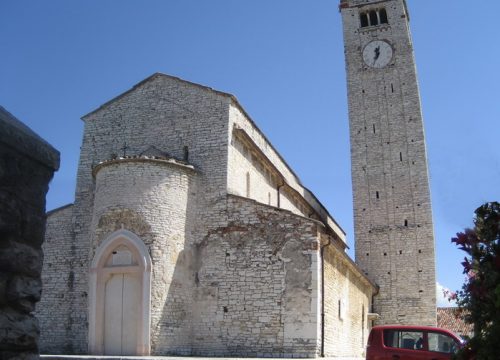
[[373, 46, 381, 62]]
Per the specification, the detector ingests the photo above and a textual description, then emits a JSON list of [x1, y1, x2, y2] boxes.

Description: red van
[[366, 325, 463, 360]]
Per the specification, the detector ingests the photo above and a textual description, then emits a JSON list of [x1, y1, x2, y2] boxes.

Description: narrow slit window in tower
[[400, 152, 403, 161], [376, 191, 380, 199], [373, 124, 376, 134], [391, 83, 394, 93], [404, 219, 408, 227]]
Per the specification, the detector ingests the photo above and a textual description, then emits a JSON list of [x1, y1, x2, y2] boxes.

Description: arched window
[[369, 11, 379, 26], [360, 13, 369, 27], [379, 8, 388, 24], [88, 230, 152, 356], [360, 8, 389, 28]]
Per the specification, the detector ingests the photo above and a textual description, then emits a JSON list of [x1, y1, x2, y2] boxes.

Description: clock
[[362, 40, 393, 68]]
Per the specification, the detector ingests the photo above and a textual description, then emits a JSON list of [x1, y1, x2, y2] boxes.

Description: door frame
[[88, 229, 152, 355]]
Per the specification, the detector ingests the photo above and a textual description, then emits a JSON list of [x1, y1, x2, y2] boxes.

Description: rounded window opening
[[369, 11, 379, 26], [360, 8, 389, 28], [380, 8, 388, 24]]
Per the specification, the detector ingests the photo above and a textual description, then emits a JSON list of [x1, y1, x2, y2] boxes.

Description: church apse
[[89, 155, 198, 355]]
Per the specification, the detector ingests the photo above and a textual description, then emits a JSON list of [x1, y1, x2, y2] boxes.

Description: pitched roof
[[437, 307, 474, 337], [79, 72, 346, 240]]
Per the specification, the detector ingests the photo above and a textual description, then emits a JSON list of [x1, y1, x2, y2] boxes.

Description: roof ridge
[[81, 72, 234, 119]]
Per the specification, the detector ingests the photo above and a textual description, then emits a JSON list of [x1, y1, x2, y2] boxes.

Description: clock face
[[363, 40, 393, 68]]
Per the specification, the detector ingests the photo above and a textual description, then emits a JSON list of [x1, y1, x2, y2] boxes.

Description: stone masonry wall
[[63, 74, 231, 352], [37, 204, 74, 354], [323, 244, 373, 358], [190, 194, 321, 357], [228, 133, 280, 209], [0, 107, 59, 359], [37, 72, 375, 357], [228, 104, 346, 243], [91, 159, 197, 354]]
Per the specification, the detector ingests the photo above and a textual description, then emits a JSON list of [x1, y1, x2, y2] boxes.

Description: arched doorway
[[88, 230, 151, 355]]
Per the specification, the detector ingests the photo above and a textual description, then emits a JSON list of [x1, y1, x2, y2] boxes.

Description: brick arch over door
[[88, 229, 152, 355]]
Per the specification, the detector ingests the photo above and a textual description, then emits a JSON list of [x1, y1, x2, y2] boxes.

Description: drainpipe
[[320, 236, 333, 357]]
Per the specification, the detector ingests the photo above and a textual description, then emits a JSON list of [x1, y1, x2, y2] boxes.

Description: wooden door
[[104, 273, 140, 355]]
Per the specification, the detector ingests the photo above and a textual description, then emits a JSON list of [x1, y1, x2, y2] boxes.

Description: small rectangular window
[[338, 299, 346, 320]]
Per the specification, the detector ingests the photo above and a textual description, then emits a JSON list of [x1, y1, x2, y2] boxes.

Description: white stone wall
[[91, 159, 196, 353], [61, 74, 231, 353], [39, 73, 376, 357], [323, 245, 372, 358], [190, 195, 322, 357], [228, 104, 346, 242], [38, 204, 74, 353], [341, 0, 436, 326], [228, 134, 280, 208]]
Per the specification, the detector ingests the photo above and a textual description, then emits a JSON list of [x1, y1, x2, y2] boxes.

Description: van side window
[[428, 332, 458, 354], [384, 330, 424, 350]]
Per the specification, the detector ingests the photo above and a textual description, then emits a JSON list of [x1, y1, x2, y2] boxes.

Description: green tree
[[452, 202, 500, 360]]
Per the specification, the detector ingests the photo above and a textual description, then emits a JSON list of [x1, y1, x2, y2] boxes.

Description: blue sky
[[1, 0, 499, 305]]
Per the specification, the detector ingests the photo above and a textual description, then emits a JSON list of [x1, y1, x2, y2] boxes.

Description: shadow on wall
[[151, 171, 199, 355]]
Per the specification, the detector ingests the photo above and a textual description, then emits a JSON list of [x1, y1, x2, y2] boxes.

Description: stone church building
[[38, 71, 377, 357], [38, 0, 436, 358]]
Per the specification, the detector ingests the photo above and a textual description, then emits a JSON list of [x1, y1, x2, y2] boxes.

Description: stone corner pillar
[[0, 106, 60, 359]]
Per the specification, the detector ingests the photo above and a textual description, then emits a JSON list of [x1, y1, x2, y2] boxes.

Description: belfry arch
[[88, 229, 152, 355]]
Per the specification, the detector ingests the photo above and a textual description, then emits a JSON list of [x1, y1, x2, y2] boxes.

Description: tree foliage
[[452, 202, 500, 360]]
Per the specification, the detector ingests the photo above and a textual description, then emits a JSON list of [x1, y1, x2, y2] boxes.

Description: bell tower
[[340, 0, 436, 325]]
